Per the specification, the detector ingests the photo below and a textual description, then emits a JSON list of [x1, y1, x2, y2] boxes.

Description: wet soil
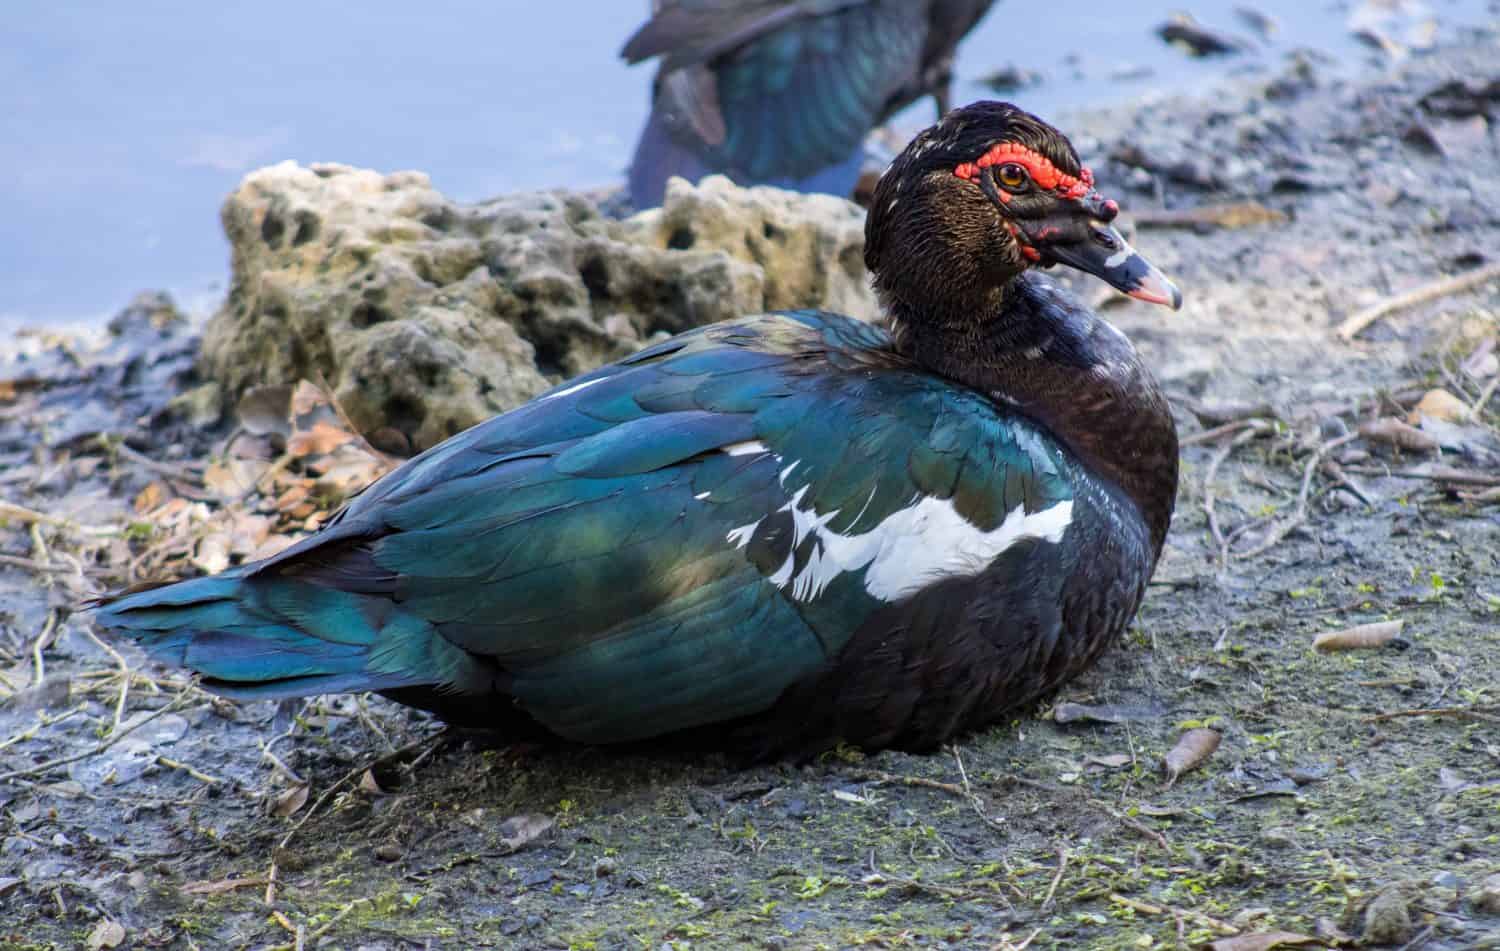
[[2, 31, 1499, 951]]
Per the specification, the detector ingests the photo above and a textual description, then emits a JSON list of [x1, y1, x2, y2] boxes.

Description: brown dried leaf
[[147, 497, 190, 527], [290, 380, 335, 424], [248, 533, 299, 562], [272, 783, 309, 818], [180, 876, 268, 896], [1134, 201, 1288, 231], [274, 484, 311, 512], [192, 533, 231, 574], [1209, 932, 1326, 951], [133, 481, 169, 515], [87, 919, 126, 951], [227, 513, 273, 556], [1163, 728, 1221, 785], [497, 814, 555, 854], [359, 769, 384, 795], [1313, 619, 1404, 652], [315, 455, 386, 495], [1087, 753, 1133, 769], [288, 420, 354, 458], [1407, 388, 1469, 424], [236, 384, 294, 438], [203, 458, 264, 498], [1358, 417, 1439, 453]]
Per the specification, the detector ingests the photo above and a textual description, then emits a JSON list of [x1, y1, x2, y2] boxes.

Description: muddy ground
[[3, 30, 1500, 951]]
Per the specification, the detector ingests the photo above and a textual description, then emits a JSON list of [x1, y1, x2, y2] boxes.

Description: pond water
[[2, 0, 1493, 330]]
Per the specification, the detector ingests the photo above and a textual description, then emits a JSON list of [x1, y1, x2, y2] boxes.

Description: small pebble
[[1362, 888, 1413, 945], [1259, 827, 1295, 847], [1476, 873, 1500, 915], [374, 843, 403, 862]]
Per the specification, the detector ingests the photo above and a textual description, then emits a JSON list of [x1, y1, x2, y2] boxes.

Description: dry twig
[[0, 692, 192, 785], [1364, 706, 1500, 725], [1336, 261, 1500, 340], [1108, 893, 1238, 936], [1039, 845, 1068, 912], [1236, 432, 1359, 559]]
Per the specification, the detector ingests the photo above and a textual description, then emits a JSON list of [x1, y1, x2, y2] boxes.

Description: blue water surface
[[1, 0, 1492, 329]]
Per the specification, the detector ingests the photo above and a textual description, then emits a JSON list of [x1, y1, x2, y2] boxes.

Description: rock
[[200, 163, 876, 450], [374, 842, 403, 862], [1420, 78, 1500, 120], [1156, 13, 1248, 57], [1362, 887, 1413, 945], [977, 64, 1044, 93], [1475, 873, 1500, 915], [166, 381, 224, 429]]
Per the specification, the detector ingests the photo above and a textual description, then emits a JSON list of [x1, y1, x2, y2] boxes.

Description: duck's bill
[[1042, 223, 1183, 310]]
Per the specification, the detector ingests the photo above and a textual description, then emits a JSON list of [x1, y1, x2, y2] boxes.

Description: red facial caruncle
[[953, 142, 1094, 200]]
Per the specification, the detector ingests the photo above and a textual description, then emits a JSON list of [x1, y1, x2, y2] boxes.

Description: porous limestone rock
[[200, 164, 875, 450]]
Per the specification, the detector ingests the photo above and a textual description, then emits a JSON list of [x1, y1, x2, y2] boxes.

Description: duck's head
[[865, 101, 1181, 322]]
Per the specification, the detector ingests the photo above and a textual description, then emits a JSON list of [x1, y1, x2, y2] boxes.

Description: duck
[[623, 0, 997, 208], [95, 102, 1181, 760]]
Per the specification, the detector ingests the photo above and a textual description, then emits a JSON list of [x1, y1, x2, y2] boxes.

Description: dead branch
[[1236, 432, 1359, 560], [1336, 261, 1500, 341], [0, 692, 192, 785]]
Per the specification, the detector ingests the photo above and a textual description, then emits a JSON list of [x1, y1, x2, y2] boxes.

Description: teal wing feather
[[713, 2, 928, 179], [100, 312, 1075, 745], [626, 0, 929, 182]]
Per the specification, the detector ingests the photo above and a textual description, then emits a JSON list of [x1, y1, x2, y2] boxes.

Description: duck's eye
[[997, 163, 1029, 190]]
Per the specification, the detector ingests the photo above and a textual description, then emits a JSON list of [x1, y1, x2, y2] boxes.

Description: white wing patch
[[722, 440, 770, 457], [537, 377, 606, 402], [726, 474, 1074, 603]]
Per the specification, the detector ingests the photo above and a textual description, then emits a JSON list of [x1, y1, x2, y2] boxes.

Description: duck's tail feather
[[92, 569, 486, 702]]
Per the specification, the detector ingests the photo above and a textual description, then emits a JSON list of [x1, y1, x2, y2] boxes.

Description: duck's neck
[[886, 275, 1178, 554]]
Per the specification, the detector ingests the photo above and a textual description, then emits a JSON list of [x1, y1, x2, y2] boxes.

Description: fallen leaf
[[272, 783, 309, 818], [133, 481, 169, 514], [1134, 202, 1287, 231], [1209, 931, 1326, 951], [1358, 417, 1439, 453], [203, 458, 265, 498], [359, 769, 383, 795], [290, 380, 339, 428], [1164, 728, 1221, 785], [180, 876, 269, 896], [1087, 753, 1133, 769], [1054, 701, 1166, 724], [192, 533, 232, 575], [274, 484, 311, 512], [1407, 389, 1469, 424], [288, 420, 355, 458], [497, 814, 554, 853], [248, 533, 299, 561], [87, 919, 126, 951], [227, 513, 273, 557], [149, 497, 191, 525], [1313, 619, 1404, 652]]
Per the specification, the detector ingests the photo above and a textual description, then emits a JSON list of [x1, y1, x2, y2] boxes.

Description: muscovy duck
[[96, 102, 1181, 759], [623, 0, 997, 208]]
